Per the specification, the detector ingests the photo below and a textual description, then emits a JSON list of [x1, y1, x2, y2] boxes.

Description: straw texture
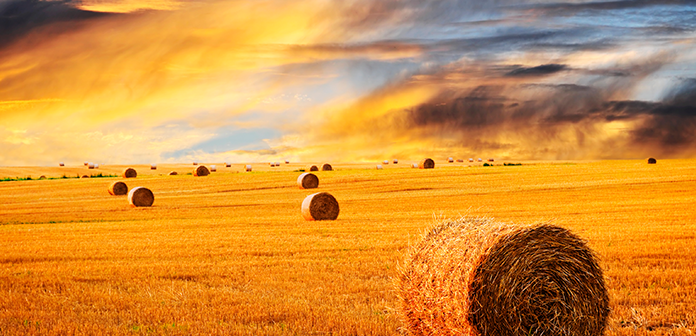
[[399, 217, 610, 336]]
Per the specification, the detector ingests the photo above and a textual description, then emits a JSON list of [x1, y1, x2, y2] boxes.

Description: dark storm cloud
[[0, 0, 110, 48], [505, 64, 567, 77]]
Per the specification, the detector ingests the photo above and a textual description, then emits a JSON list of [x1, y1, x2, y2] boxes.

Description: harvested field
[[0, 160, 695, 335]]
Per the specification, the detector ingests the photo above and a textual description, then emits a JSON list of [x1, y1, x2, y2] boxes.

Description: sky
[[1, 0, 695, 165]]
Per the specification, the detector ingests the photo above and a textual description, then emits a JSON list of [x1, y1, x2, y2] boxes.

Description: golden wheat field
[[0, 160, 695, 335]]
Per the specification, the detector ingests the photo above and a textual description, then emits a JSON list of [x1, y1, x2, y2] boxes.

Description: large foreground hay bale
[[194, 165, 210, 176], [108, 181, 128, 195], [297, 173, 319, 189], [322, 163, 333, 171], [301, 192, 339, 221], [418, 158, 435, 169], [308, 165, 319, 172], [123, 168, 137, 178], [647, 158, 657, 164], [128, 187, 154, 207], [399, 217, 609, 336]]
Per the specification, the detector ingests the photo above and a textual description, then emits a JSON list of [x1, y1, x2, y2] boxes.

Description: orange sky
[[1, 0, 695, 165]]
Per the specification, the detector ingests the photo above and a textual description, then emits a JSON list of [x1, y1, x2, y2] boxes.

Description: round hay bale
[[448, 157, 454, 163], [297, 172, 319, 189], [285, 160, 290, 164], [478, 158, 483, 162], [84, 162, 88, 166], [194, 165, 210, 177], [418, 158, 435, 169], [270, 162, 276, 167], [488, 158, 495, 162], [211, 165, 217, 172], [308, 165, 319, 172], [647, 158, 657, 164], [88, 162, 95, 169], [81, 175, 90, 178], [150, 164, 157, 170], [193, 162, 198, 165], [383, 160, 389, 165], [321, 163, 333, 171], [393, 159, 399, 164], [376, 164, 383, 170], [123, 168, 137, 178], [168, 171, 178, 176], [94, 164, 99, 169], [108, 181, 128, 195], [128, 187, 154, 207], [225, 162, 232, 168], [59, 162, 64, 167], [411, 163, 418, 168], [457, 159, 464, 163], [301, 192, 339, 221], [39, 175, 46, 180], [469, 158, 474, 162], [245, 165, 252, 172], [399, 217, 609, 336]]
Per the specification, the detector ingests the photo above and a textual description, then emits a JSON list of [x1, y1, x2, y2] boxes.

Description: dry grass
[[0, 160, 695, 335]]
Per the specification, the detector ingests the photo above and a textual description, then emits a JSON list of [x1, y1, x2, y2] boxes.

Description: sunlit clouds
[[1, 0, 695, 165]]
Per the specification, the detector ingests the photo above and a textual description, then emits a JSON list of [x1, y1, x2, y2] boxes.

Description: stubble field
[[0, 160, 694, 335]]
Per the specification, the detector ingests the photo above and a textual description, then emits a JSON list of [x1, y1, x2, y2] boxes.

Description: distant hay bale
[[211, 165, 217, 172], [81, 175, 90, 178], [108, 181, 128, 196], [398, 217, 610, 336], [245, 165, 252, 172], [393, 159, 399, 164], [448, 157, 454, 163], [39, 175, 46, 180], [59, 162, 64, 167], [457, 159, 464, 163], [418, 158, 435, 169], [88, 162, 95, 169], [308, 165, 319, 172], [478, 158, 483, 162], [301, 192, 339, 221], [150, 164, 157, 170], [376, 165, 383, 170], [194, 165, 210, 177], [383, 160, 389, 165], [94, 164, 99, 169], [488, 158, 495, 162], [411, 163, 418, 168], [168, 171, 178, 176], [322, 163, 333, 171], [285, 160, 290, 164], [225, 162, 232, 168], [469, 158, 474, 162], [297, 172, 319, 189], [128, 187, 154, 207], [647, 158, 657, 164], [123, 168, 137, 178], [193, 162, 198, 165], [270, 162, 276, 167], [84, 162, 88, 166]]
